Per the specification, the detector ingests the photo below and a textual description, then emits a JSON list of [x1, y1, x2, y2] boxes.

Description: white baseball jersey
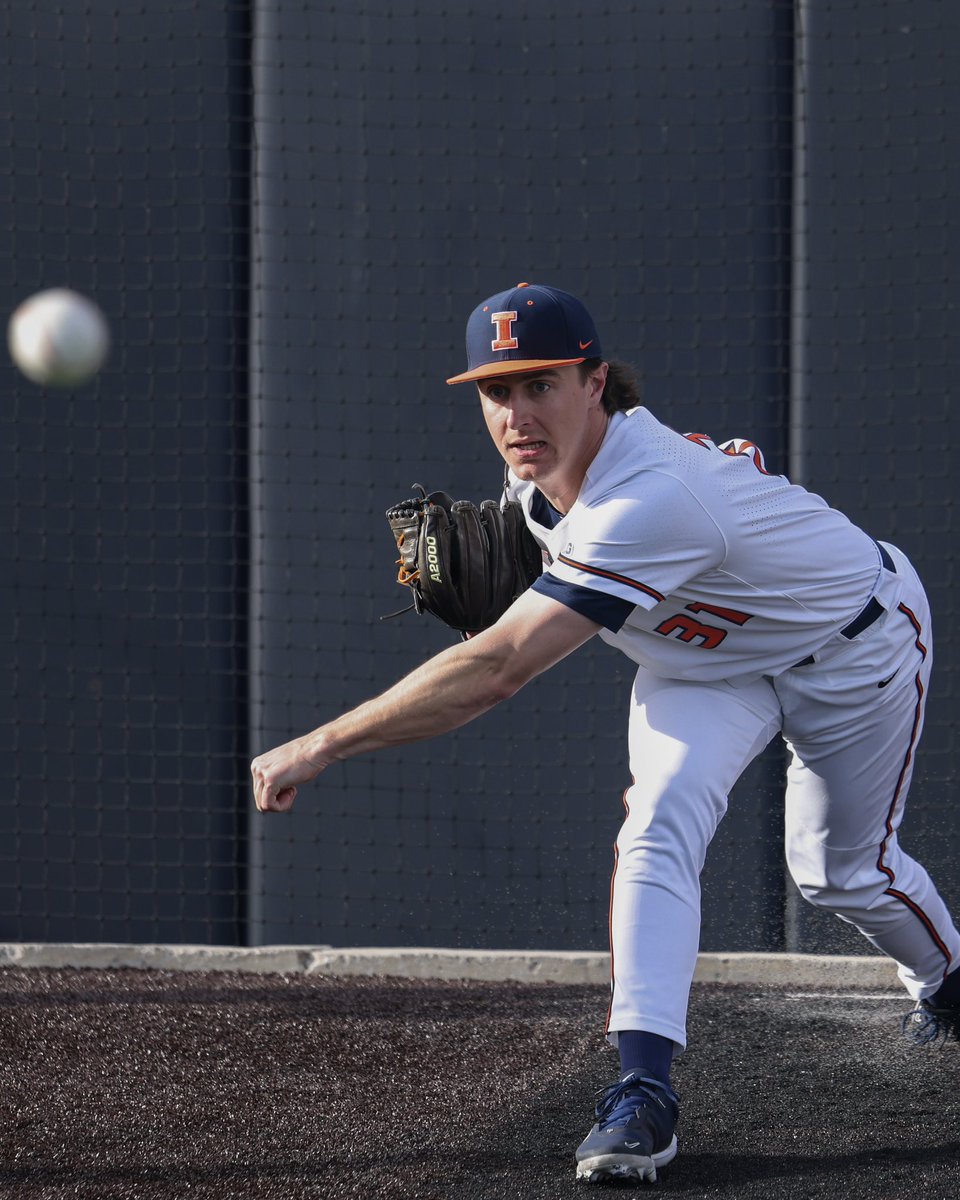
[[504, 404, 959, 1057], [508, 406, 896, 683]]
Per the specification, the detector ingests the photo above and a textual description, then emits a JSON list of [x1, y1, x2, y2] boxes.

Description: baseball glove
[[384, 484, 543, 635]]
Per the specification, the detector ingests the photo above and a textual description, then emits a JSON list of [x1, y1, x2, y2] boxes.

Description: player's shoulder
[[583, 407, 661, 483], [581, 406, 713, 498], [683, 433, 781, 476]]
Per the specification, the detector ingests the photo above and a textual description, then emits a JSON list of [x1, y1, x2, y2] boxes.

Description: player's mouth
[[510, 440, 547, 460]]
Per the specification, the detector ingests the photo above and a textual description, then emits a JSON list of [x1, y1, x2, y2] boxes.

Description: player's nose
[[503, 397, 534, 429]]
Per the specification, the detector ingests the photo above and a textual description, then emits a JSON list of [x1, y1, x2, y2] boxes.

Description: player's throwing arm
[[250, 588, 599, 813]]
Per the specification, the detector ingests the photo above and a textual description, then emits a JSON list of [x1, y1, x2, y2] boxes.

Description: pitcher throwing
[[252, 283, 960, 1184]]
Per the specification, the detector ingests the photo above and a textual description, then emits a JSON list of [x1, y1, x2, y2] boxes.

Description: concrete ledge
[[305, 947, 608, 983], [0, 944, 901, 988], [0, 943, 323, 975], [693, 952, 900, 988]]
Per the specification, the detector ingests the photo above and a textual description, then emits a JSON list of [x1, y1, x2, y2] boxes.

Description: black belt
[[794, 542, 895, 668]]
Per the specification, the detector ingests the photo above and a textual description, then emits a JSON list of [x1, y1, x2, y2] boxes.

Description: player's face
[[478, 363, 609, 510]]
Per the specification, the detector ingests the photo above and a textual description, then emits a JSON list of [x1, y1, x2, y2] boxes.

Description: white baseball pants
[[607, 543, 960, 1050]]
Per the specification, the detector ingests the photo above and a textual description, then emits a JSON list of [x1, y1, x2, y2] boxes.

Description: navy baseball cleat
[[575, 1069, 679, 1184], [902, 997, 960, 1045]]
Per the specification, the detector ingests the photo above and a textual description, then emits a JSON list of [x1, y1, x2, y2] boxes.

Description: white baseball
[[7, 288, 110, 387]]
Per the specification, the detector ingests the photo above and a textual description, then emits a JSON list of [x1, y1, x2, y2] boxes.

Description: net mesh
[[1, 1, 956, 952]]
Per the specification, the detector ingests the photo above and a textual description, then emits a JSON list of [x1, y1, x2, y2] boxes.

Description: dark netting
[[1, 3, 252, 943], [0, 1, 956, 952]]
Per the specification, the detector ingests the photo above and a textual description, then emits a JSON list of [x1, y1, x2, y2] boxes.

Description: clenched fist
[[250, 736, 329, 813]]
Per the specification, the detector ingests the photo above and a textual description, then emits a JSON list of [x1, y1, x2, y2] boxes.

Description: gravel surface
[[0, 969, 956, 1199]]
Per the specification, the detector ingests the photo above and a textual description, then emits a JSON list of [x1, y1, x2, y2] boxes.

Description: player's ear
[[587, 360, 609, 403]]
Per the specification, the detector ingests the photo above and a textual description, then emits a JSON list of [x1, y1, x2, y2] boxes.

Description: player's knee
[[794, 879, 849, 911], [617, 777, 727, 871], [787, 849, 887, 914], [624, 769, 728, 826]]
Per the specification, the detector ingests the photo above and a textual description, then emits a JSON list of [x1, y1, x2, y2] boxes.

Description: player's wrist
[[296, 728, 340, 772]]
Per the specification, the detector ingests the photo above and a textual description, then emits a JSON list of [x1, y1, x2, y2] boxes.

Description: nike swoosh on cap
[[579, 339, 594, 350]]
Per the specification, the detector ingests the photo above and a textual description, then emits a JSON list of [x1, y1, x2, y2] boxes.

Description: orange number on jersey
[[654, 602, 754, 649]]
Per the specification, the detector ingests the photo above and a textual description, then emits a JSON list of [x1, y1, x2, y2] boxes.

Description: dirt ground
[[0, 968, 956, 1199]]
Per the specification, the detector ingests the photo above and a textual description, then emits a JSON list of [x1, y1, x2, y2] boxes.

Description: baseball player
[[251, 283, 960, 1184]]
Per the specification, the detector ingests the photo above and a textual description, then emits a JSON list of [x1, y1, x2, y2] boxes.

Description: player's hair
[[580, 357, 642, 414]]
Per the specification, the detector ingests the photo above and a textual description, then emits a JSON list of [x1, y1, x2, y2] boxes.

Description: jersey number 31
[[654, 602, 754, 649]]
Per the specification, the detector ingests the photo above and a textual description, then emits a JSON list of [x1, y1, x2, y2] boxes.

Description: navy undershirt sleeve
[[532, 572, 635, 633]]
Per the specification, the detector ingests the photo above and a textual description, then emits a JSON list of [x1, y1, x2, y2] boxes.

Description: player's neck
[[539, 417, 609, 514], [540, 485, 576, 515], [536, 487, 570, 517]]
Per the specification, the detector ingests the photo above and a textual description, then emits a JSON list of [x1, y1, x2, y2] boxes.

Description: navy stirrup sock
[[933, 964, 960, 1007], [617, 1030, 674, 1085]]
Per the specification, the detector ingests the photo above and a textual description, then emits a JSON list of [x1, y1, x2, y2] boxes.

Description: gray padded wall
[[249, 1, 793, 949], [5, 2, 952, 955], [787, 2, 960, 952], [0, 5, 250, 941]]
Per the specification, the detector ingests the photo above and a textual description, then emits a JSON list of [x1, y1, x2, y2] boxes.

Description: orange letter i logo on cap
[[490, 310, 519, 351]]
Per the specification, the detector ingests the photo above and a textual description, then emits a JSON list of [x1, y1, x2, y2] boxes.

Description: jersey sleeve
[[531, 573, 636, 631], [543, 473, 725, 613]]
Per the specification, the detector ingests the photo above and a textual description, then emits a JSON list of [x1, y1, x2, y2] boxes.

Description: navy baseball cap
[[446, 282, 602, 385]]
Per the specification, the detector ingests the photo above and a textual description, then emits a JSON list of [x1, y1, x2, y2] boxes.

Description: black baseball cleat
[[902, 997, 960, 1046], [575, 1069, 679, 1184]]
